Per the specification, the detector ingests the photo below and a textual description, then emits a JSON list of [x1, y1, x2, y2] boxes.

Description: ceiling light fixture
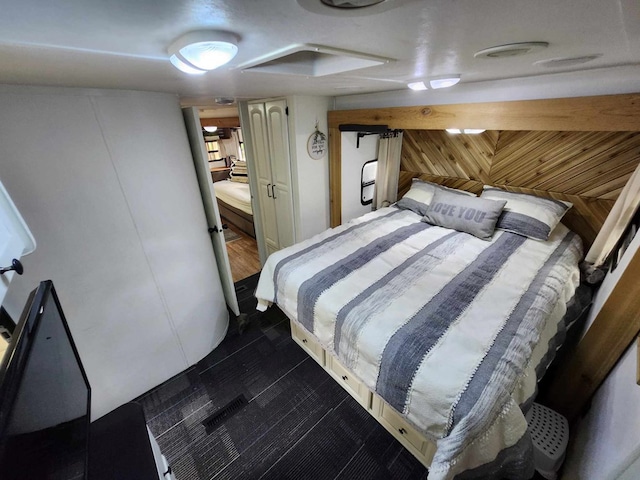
[[168, 30, 239, 75], [446, 128, 486, 134], [474, 42, 549, 59], [320, 0, 385, 7], [203, 126, 218, 133], [408, 81, 428, 91], [429, 75, 461, 89]]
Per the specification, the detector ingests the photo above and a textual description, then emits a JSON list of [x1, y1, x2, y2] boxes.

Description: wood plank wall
[[399, 130, 640, 248]]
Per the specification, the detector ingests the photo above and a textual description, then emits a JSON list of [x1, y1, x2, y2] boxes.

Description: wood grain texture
[[329, 126, 342, 227], [401, 130, 498, 183], [328, 93, 640, 132], [223, 221, 261, 283], [398, 129, 637, 248], [200, 117, 241, 128]]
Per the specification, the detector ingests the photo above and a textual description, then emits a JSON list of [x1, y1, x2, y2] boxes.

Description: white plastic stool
[[526, 402, 569, 480]]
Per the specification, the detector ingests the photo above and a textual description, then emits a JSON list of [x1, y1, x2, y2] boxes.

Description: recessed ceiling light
[[408, 81, 428, 91], [429, 75, 461, 89], [474, 42, 549, 59], [168, 31, 239, 75], [446, 128, 486, 134], [534, 55, 602, 68]]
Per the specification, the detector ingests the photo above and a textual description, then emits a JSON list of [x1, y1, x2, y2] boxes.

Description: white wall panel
[[0, 85, 227, 419]]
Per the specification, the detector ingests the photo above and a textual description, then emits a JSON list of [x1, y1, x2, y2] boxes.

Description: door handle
[[266, 183, 272, 197], [0, 259, 24, 276], [208, 224, 228, 234], [271, 184, 277, 199]]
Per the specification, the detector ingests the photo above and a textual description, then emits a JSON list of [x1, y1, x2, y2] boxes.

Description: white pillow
[[396, 178, 475, 216], [480, 186, 572, 241]]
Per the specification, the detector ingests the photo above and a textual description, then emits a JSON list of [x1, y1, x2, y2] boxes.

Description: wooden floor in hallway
[[223, 218, 261, 282]]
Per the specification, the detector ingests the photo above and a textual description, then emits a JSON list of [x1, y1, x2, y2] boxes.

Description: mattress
[[255, 206, 583, 479], [214, 180, 253, 215]]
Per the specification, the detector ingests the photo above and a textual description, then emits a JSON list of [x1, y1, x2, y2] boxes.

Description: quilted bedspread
[[255, 207, 582, 479]]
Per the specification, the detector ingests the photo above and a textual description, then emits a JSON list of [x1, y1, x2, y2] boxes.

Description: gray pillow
[[480, 186, 572, 241], [423, 189, 507, 240], [395, 178, 475, 216]]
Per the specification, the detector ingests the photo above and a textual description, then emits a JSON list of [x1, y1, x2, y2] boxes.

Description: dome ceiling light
[[474, 42, 549, 59], [429, 75, 461, 89], [408, 75, 461, 91], [168, 30, 239, 75]]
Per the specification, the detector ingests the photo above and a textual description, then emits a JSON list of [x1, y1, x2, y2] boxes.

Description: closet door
[[265, 100, 295, 249], [248, 102, 280, 255]]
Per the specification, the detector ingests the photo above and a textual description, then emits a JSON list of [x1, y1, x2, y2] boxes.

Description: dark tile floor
[[137, 274, 428, 480]]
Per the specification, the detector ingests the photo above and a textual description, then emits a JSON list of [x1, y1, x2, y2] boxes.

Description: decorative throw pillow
[[423, 189, 506, 240], [396, 178, 475, 216], [480, 186, 573, 241]]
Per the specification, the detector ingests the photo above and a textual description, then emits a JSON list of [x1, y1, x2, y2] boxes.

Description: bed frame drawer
[[291, 323, 324, 366], [326, 355, 371, 408], [371, 394, 436, 465]]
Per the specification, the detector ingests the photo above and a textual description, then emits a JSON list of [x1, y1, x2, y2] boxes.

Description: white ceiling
[[0, 0, 638, 108]]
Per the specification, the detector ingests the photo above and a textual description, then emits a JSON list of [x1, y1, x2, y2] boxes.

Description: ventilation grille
[[202, 394, 248, 433], [527, 403, 569, 475]]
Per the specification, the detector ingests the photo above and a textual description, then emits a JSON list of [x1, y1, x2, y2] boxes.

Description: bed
[[213, 179, 255, 238], [255, 180, 588, 479]]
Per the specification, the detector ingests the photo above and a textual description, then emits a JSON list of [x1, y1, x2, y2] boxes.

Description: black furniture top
[[89, 402, 160, 480]]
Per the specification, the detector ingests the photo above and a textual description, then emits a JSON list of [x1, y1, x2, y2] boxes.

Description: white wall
[[341, 132, 378, 224], [562, 233, 640, 479], [288, 95, 333, 241], [0, 85, 228, 420], [334, 64, 640, 111]]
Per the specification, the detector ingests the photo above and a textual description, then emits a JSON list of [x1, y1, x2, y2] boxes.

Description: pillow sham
[[396, 178, 475, 216], [480, 186, 572, 241], [423, 189, 506, 240]]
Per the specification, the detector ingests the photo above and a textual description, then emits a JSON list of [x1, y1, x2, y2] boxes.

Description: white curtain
[[585, 161, 640, 267], [374, 130, 403, 210]]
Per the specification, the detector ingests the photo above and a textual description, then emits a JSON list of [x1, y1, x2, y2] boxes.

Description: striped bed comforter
[[255, 207, 582, 479]]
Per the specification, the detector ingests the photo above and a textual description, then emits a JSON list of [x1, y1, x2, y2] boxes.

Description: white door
[[248, 102, 280, 255], [265, 100, 295, 249], [182, 107, 239, 316], [0, 180, 36, 306]]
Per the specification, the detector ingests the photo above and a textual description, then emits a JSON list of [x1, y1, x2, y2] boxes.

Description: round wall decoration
[[307, 127, 327, 160]]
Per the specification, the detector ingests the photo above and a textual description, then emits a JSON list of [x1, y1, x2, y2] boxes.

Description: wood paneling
[[200, 117, 240, 128], [401, 130, 498, 183], [329, 126, 342, 227], [491, 131, 640, 199], [398, 129, 640, 248], [328, 94, 640, 132]]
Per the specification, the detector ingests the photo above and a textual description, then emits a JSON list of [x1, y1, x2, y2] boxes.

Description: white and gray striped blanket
[[256, 207, 582, 479]]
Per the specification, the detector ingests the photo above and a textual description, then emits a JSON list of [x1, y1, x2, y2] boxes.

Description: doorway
[[200, 114, 260, 282]]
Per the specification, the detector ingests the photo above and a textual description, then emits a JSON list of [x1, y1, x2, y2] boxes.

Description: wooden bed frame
[[327, 93, 640, 422]]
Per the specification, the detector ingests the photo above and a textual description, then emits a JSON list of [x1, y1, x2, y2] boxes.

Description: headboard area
[[328, 94, 640, 251], [399, 129, 640, 249]]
